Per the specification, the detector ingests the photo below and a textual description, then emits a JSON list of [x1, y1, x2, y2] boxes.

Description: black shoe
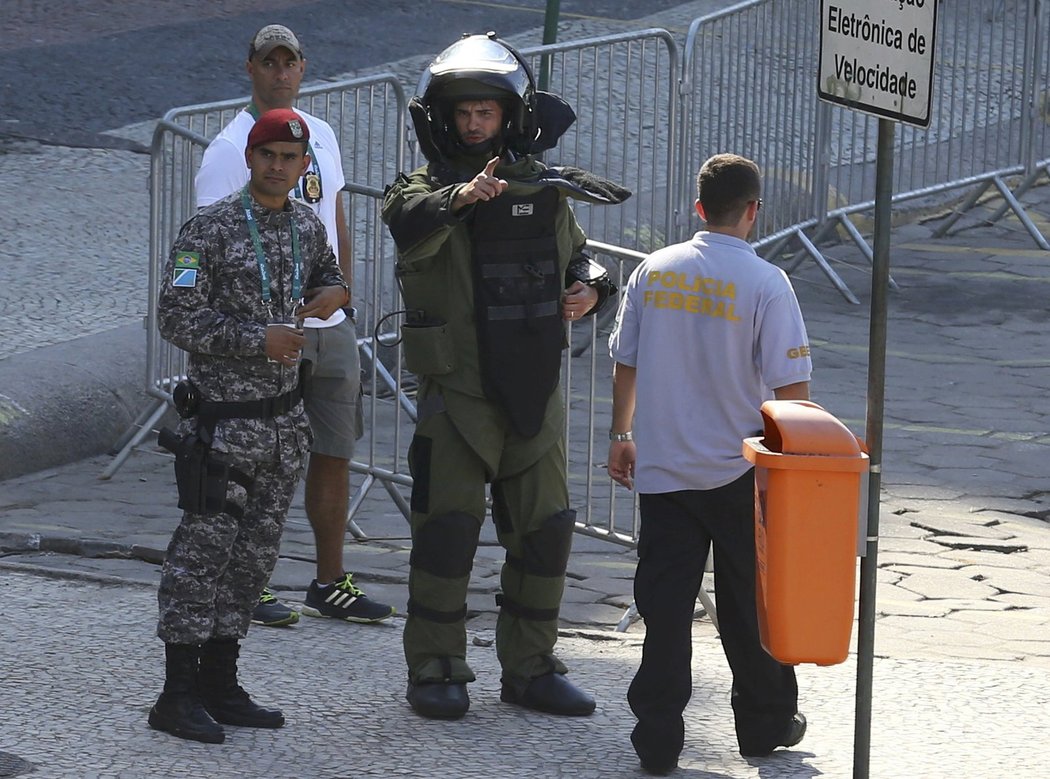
[[148, 692, 225, 744], [499, 672, 596, 716], [739, 712, 807, 757], [301, 573, 396, 623], [202, 687, 285, 729], [251, 588, 299, 627], [632, 729, 679, 776], [639, 757, 678, 776], [406, 680, 470, 720]]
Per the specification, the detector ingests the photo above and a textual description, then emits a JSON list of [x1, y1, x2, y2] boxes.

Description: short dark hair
[[696, 153, 761, 226]]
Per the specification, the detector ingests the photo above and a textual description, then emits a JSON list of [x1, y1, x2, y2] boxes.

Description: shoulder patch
[[172, 268, 198, 288], [175, 251, 200, 269]]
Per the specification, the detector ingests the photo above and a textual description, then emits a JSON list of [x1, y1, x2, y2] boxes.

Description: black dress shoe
[[739, 712, 807, 757], [499, 672, 596, 716], [639, 756, 678, 776], [406, 680, 470, 720]]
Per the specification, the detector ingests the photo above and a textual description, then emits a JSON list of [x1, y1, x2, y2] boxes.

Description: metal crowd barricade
[[823, 0, 1049, 251], [344, 181, 416, 526], [935, 0, 1050, 239], [101, 73, 409, 480], [680, 0, 1050, 306], [680, 2, 848, 295], [562, 241, 646, 547], [354, 231, 651, 534], [520, 30, 680, 254]]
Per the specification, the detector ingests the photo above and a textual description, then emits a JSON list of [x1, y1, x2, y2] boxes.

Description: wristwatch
[[609, 430, 633, 442], [335, 280, 350, 307]]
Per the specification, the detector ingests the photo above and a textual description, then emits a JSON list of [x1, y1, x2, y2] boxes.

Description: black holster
[[159, 366, 309, 516], [158, 427, 249, 518]]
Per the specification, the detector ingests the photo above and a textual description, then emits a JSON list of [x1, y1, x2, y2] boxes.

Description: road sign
[[818, 0, 938, 127]]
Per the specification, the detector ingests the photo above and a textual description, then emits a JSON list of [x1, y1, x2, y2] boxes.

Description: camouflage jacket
[[158, 190, 344, 461]]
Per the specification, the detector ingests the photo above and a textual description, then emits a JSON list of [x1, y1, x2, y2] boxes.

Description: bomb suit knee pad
[[405, 511, 484, 675], [496, 509, 577, 677], [518, 508, 576, 578], [411, 511, 482, 579], [407, 511, 482, 625], [499, 508, 577, 619]]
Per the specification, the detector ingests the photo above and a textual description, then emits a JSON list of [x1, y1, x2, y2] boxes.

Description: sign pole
[[539, 0, 562, 92], [816, 3, 937, 775], [853, 117, 895, 779]]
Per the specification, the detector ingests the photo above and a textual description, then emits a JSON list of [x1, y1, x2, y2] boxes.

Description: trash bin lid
[[760, 400, 863, 456], [742, 400, 869, 472]]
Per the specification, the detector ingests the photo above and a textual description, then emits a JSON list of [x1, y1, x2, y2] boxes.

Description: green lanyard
[[246, 102, 320, 200], [241, 187, 301, 307]]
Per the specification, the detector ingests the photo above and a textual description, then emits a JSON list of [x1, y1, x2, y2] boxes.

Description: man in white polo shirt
[[196, 23, 394, 628], [607, 154, 811, 774]]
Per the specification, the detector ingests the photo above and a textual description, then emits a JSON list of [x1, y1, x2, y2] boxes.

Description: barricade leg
[[99, 399, 169, 480], [615, 558, 719, 633]]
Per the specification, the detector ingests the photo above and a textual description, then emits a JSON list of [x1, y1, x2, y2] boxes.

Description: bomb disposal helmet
[[415, 33, 539, 158]]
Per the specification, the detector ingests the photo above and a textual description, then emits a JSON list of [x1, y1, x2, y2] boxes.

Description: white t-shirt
[[195, 108, 347, 328], [609, 231, 812, 493]]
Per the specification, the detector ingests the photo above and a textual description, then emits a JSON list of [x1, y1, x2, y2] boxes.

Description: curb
[[0, 558, 159, 590], [0, 322, 149, 480], [0, 531, 165, 564]]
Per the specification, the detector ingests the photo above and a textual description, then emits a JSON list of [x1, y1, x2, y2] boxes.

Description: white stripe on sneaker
[[328, 592, 358, 608]]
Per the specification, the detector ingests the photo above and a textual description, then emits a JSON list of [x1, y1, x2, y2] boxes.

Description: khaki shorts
[[301, 316, 363, 460]]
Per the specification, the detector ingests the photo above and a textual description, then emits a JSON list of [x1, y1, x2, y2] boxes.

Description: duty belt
[[197, 383, 305, 422]]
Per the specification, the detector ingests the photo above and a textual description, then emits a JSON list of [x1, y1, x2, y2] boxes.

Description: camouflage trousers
[[156, 454, 304, 645]]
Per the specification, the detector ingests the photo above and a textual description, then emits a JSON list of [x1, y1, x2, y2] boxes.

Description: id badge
[[303, 171, 322, 203]]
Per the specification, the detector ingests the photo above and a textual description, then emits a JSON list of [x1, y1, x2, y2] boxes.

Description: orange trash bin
[[742, 400, 869, 666]]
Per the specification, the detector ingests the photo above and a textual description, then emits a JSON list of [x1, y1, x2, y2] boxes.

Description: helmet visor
[[418, 35, 533, 103]]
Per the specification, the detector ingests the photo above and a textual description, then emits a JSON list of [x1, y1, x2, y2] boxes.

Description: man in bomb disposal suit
[[149, 109, 350, 743], [382, 33, 629, 720]]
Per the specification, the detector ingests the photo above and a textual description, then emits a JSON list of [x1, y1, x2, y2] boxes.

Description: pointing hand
[[454, 157, 508, 210]]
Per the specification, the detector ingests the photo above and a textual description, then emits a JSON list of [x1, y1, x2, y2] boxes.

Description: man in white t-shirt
[[195, 24, 394, 628], [607, 154, 811, 775]]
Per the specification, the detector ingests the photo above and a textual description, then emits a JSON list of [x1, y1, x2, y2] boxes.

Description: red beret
[[247, 109, 310, 149]]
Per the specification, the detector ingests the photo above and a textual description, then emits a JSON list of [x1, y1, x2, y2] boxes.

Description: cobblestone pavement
[[1, 561, 1048, 779], [0, 142, 150, 360]]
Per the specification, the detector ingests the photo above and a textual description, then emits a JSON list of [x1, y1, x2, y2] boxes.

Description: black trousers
[[628, 471, 798, 764]]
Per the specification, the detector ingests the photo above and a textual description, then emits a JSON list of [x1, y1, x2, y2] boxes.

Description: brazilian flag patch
[[174, 251, 200, 269]]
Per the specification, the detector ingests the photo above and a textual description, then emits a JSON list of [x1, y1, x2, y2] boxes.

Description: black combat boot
[[148, 643, 225, 744], [198, 638, 285, 728]]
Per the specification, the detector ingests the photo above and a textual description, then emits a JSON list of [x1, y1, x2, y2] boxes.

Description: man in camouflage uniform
[[382, 33, 627, 720], [148, 108, 350, 744]]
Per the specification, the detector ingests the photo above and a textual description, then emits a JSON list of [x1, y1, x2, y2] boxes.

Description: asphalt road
[[2, 0, 699, 147]]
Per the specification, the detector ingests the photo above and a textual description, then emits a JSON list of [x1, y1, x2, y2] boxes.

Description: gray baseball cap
[[249, 24, 303, 59]]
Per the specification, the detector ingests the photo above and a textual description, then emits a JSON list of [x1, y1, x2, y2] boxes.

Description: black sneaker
[[251, 588, 299, 627], [301, 573, 396, 623]]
